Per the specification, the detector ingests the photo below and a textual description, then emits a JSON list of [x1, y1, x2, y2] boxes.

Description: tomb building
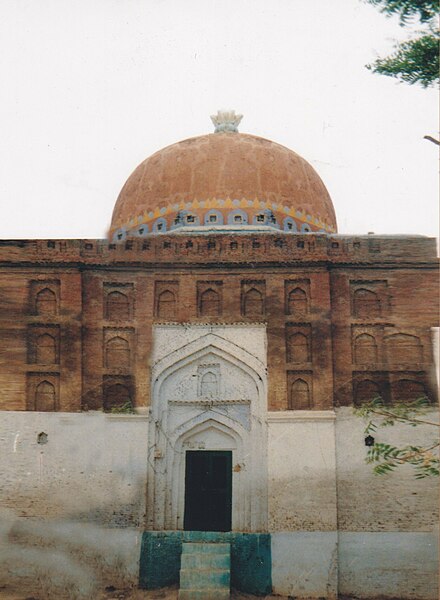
[[0, 111, 438, 599]]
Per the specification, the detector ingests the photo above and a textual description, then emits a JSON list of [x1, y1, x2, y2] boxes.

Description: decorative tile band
[[110, 197, 336, 241]]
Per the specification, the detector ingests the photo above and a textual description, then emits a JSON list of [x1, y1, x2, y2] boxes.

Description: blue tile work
[[139, 531, 272, 596]]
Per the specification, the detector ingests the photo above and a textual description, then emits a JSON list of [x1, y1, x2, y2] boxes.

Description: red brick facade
[[0, 232, 437, 412]]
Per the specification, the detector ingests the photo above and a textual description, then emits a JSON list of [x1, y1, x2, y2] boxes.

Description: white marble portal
[[146, 324, 268, 532]]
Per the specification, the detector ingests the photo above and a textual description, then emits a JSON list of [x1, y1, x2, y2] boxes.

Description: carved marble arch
[[243, 288, 264, 316], [157, 290, 176, 319], [35, 333, 57, 364], [36, 288, 57, 316], [105, 336, 130, 369], [353, 288, 381, 318], [287, 287, 307, 316], [354, 333, 378, 364], [199, 288, 220, 316], [35, 380, 56, 411], [151, 333, 266, 410], [148, 332, 268, 532], [385, 333, 423, 364], [106, 291, 130, 321]]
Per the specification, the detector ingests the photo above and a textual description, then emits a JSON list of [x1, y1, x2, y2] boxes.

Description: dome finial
[[210, 109, 243, 133]]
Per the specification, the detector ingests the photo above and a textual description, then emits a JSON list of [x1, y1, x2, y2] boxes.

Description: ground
[[0, 585, 300, 600]]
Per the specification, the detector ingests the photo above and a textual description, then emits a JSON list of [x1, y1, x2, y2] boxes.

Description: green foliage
[[109, 401, 135, 414], [367, 442, 440, 478], [354, 397, 439, 478], [364, 0, 439, 87], [365, 0, 438, 24], [367, 33, 439, 87]]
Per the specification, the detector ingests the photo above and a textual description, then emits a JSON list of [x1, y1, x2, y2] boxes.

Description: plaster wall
[[0, 403, 438, 598], [0, 411, 149, 595], [151, 323, 267, 366], [267, 411, 337, 531], [271, 532, 338, 598], [335, 407, 439, 531], [0, 411, 149, 525], [339, 532, 438, 600]]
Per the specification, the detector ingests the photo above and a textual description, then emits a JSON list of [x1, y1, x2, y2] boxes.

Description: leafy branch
[[367, 33, 440, 88], [364, 0, 439, 87], [364, 0, 438, 25], [354, 397, 439, 478]]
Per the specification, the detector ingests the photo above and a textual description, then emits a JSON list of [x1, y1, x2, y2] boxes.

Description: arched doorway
[[148, 327, 268, 532]]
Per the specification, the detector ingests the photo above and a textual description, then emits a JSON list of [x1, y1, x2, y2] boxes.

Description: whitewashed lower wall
[[271, 532, 338, 598], [0, 407, 438, 599], [267, 411, 337, 531], [268, 408, 438, 599], [336, 407, 439, 531], [339, 532, 439, 600], [0, 411, 149, 525], [0, 411, 149, 595]]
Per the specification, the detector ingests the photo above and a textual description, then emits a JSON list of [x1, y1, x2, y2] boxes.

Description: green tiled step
[[180, 567, 230, 589], [179, 542, 231, 600], [181, 542, 230, 554], [178, 590, 229, 600], [181, 552, 230, 569]]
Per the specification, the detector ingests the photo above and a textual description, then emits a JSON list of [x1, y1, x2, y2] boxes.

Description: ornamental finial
[[210, 109, 243, 133]]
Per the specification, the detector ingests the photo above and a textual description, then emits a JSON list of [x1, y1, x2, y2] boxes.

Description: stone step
[[181, 542, 230, 555], [181, 552, 230, 569], [178, 589, 230, 600], [180, 567, 230, 590], [179, 541, 231, 600]]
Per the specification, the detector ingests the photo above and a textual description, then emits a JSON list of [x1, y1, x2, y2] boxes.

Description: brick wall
[[0, 234, 437, 412]]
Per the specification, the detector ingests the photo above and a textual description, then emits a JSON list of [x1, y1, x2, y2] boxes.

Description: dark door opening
[[183, 450, 232, 532]]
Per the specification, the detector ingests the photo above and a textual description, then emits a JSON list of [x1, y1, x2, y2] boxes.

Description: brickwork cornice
[[0, 234, 437, 270]]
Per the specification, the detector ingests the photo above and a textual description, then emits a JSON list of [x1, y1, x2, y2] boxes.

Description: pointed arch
[[355, 379, 383, 406], [35, 380, 56, 411], [106, 290, 130, 320], [103, 383, 132, 412], [354, 333, 378, 364], [200, 371, 218, 397], [243, 288, 264, 317], [148, 327, 268, 533], [199, 288, 220, 316], [287, 287, 307, 316], [287, 332, 310, 363], [385, 333, 423, 364], [289, 378, 311, 410], [157, 290, 176, 319], [394, 379, 427, 404], [151, 333, 266, 404], [353, 288, 381, 318], [36, 288, 57, 316], [105, 336, 130, 369], [36, 333, 57, 364]]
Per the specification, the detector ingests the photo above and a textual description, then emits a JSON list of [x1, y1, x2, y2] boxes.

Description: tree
[[355, 397, 439, 478], [364, 0, 439, 88]]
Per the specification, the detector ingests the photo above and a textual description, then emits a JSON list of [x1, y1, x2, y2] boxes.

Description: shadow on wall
[[0, 509, 141, 599]]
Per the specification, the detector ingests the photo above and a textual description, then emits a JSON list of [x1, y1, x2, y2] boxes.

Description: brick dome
[[109, 131, 337, 241]]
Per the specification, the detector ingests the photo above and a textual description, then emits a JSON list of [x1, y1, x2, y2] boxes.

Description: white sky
[[0, 0, 438, 239]]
